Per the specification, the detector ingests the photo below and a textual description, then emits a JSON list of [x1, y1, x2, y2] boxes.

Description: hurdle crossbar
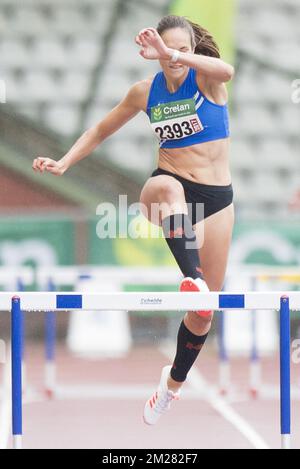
[[1, 291, 294, 450], [1, 291, 300, 312]]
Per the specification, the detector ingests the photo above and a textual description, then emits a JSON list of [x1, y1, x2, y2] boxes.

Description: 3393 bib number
[[150, 98, 203, 144]]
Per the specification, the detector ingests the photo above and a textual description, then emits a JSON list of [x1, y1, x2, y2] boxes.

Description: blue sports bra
[[146, 68, 229, 148]]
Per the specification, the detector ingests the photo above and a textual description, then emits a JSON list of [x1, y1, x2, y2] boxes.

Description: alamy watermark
[[291, 79, 300, 104], [0, 79, 6, 104], [95, 196, 204, 249]]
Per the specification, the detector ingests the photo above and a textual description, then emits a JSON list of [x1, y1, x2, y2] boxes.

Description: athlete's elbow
[[222, 65, 235, 82]]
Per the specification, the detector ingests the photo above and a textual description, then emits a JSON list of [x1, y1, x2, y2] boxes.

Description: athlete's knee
[[187, 310, 214, 332], [196, 310, 214, 324], [157, 178, 185, 204]]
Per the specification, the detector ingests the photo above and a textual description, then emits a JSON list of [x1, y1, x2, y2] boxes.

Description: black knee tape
[[162, 214, 203, 279], [170, 321, 208, 382]]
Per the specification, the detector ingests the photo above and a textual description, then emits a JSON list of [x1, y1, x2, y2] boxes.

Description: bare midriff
[[158, 137, 231, 186]]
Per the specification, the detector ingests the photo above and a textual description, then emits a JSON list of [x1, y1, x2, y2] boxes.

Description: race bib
[[150, 98, 204, 144]]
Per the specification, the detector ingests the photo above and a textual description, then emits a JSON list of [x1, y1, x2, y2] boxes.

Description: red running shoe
[[180, 277, 212, 317]]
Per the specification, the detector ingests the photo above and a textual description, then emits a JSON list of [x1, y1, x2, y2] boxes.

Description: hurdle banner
[[4, 291, 295, 450]]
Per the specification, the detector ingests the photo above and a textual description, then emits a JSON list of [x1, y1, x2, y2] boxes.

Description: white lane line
[[160, 342, 270, 450], [21, 384, 205, 402], [19, 382, 300, 404], [0, 343, 11, 449]]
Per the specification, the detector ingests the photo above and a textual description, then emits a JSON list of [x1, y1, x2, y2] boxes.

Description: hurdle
[[1, 290, 296, 449], [37, 266, 183, 397], [218, 266, 300, 398], [37, 265, 294, 399], [0, 267, 34, 394], [219, 275, 262, 398]]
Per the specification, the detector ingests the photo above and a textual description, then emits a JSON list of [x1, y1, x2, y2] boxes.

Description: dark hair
[[157, 15, 220, 59]]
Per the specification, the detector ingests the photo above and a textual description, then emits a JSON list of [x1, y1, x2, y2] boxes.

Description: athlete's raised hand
[[135, 28, 170, 61], [32, 157, 66, 176]]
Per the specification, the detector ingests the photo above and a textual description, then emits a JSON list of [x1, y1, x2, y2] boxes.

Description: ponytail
[[187, 20, 220, 58]]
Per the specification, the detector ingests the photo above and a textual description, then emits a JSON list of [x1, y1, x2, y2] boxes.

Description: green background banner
[[170, 0, 236, 63], [0, 217, 75, 268], [89, 218, 300, 267], [0, 217, 299, 269]]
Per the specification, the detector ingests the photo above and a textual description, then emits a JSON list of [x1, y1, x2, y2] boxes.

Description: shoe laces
[[155, 390, 179, 414]]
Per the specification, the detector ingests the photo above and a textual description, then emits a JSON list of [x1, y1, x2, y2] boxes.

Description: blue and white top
[[146, 67, 229, 148]]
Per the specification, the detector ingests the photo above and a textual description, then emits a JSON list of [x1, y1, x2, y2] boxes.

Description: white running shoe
[[180, 277, 212, 317], [143, 365, 180, 425]]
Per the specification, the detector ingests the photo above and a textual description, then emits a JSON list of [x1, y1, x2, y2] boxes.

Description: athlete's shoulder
[[129, 77, 154, 96], [126, 77, 155, 111]]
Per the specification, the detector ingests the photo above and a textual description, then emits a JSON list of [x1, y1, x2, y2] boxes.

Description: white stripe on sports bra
[[195, 96, 205, 110]]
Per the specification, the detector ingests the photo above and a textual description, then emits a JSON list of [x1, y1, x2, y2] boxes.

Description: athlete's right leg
[[140, 174, 187, 223], [140, 175, 204, 280]]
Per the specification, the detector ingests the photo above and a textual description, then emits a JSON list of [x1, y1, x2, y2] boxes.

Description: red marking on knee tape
[[186, 342, 204, 351], [169, 227, 185, 238]]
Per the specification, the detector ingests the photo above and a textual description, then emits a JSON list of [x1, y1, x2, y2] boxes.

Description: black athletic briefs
[[151, 167, 233, 226]]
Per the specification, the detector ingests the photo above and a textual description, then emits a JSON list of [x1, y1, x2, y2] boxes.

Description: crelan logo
[[153, 107, 162, 121]]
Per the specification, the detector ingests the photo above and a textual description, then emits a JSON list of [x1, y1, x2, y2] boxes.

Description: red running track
[[0, 342, 300, 449]]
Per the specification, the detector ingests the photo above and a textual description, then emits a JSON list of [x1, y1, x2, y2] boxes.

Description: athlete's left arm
[[136, 27, 234, 83], [174, 53, 234, 83]]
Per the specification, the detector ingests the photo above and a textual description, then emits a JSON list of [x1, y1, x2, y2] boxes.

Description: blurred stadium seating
[[231, 0, 300, 219], [0, 0, 299, 217]]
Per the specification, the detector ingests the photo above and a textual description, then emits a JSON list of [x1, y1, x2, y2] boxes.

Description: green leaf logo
[[153, 107, 162, 121]]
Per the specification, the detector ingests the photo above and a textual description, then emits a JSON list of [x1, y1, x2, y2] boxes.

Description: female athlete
[[32, 15, 235, 425]]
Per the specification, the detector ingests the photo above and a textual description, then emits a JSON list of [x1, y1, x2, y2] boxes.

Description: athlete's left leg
[[195, 203, 235, 291], [168, 203, 235, 391], [143, 204, 235, 424]]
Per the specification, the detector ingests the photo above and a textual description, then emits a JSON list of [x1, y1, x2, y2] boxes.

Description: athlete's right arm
[[32, 80, 149, 176]]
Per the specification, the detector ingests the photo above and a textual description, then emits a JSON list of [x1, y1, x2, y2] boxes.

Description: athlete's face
[[159, 27, 194, 79]]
